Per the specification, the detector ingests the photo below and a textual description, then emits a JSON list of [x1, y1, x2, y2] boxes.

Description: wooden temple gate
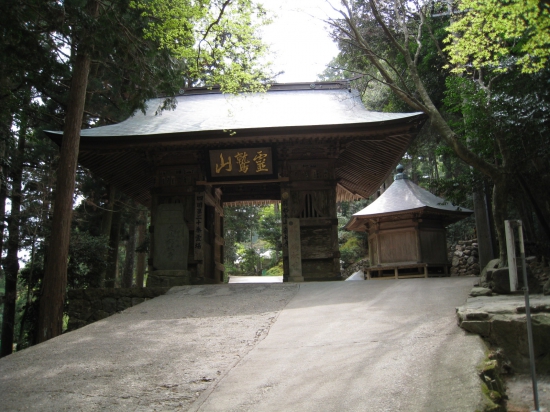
[[46, 81, 426, 285]]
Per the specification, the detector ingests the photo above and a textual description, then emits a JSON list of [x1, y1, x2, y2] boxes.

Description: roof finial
[[394, 164, 408, 181]]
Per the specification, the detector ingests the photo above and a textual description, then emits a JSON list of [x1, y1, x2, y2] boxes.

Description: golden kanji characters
[[234, 151, 250, 173], [215, 153, 232, 173], [253, 150, 269, 172]]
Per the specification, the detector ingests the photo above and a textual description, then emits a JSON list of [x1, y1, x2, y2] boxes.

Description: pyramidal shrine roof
[[346, 165, 473, 230]]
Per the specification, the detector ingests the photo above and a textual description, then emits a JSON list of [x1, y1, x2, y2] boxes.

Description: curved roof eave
[[44, 87, 424, 142]]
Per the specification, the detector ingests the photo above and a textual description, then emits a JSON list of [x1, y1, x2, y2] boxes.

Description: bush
[[264, 261, 284, 276], [340, 236, 365, 268]]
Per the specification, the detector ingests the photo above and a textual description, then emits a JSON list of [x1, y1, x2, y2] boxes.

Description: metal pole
[[517, 221, 540, 412]]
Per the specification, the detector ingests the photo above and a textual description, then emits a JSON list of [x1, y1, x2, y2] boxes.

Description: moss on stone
[[476, 355, 506, 412]]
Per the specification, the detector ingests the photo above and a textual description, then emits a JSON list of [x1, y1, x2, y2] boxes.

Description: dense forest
[[1, 0, 549, 356]]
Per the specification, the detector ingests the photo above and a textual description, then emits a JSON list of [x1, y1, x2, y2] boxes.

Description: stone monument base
[[147, 270, 191, 287]]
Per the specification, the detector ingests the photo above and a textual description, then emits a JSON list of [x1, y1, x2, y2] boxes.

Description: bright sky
[[259, 0, 340, 83]]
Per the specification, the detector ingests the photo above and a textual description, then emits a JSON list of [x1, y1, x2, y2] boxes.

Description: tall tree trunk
[[0, 116, 26, 357], [472, 182, 496, 269], [0, 114, 11, 284], [105, 202, 122, 288], [135, 210, 146, 287], [99, 184, 116, 286], [492, 178, 509, 264], [122, 202, 137, 288], [517, 173, 550, 242], [37, 0, 99, 342]]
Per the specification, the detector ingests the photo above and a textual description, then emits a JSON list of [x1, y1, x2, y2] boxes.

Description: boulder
[[491, 265, 541, 294], [491, 314, 550, 373], [452, 256, 460, 267], [460, 320, 490, 337], [544, 278, 550, 296], [480, 259, 501, 288], [470, 287, 493, 297]]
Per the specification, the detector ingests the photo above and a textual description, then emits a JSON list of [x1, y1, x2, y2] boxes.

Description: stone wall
[[448, 239, 480, 276], [67, 287, 170, 331]]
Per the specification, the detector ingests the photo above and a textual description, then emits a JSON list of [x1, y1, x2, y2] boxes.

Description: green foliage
[[258, 204, 282, 254], [337, 200, 369, 269], [223, 204, 281, 276], [131, 0, 273, 92], [340, 236, 364, 268], [223, 205, 261, 265], [445, 0, 550, 73], [235, 243, 260, 275], [66, 230, 109, 289], [264, 260, 283, 276]]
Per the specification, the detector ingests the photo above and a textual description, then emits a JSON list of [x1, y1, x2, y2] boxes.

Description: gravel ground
[[0, 284, 298, 411], [506, 374, 550, 412]]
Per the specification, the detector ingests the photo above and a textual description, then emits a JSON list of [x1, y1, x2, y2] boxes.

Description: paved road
[[195, 278, 486, 412], [0, 278, 486, 412]]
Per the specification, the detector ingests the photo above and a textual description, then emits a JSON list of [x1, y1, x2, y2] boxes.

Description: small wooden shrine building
[[46, 81, 426, 285], [345, 165, 473, 279]]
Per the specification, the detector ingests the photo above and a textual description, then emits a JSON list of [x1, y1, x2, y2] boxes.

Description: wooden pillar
[[281, 185, 290, 282], [287, 218, 304, 282]]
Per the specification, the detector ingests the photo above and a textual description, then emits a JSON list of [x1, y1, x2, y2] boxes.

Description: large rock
[[457, 296, 550, 374], [490, 313, 550, 373], [480, 259, 501, 288], [470, 287, 493, 297], [491, 265, 541, 294]]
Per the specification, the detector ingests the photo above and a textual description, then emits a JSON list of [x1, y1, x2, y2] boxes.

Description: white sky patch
[[260, 0, 340, 83]]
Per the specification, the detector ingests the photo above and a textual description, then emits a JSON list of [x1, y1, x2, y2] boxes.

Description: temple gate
[[46, 81, 426, 285]]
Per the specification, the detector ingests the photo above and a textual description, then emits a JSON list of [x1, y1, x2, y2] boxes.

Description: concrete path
[[0, 278, 486, 411], [195, 277, 486, 412]]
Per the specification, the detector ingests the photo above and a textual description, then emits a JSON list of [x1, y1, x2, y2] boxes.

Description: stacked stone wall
[[67, 287, 170, 331], [448, 239, 480, 276]]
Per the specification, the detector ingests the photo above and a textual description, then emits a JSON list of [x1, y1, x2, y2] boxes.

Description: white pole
[[504, 220, 518, 292]]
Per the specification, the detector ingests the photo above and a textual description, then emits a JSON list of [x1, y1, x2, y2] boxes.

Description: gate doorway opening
[[223, 201, 283, 282]]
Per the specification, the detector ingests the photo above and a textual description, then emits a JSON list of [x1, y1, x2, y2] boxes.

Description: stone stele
[[149, 203, 190, 287]]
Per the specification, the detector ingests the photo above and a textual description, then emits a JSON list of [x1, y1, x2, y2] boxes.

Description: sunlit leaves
[[445, 0, 550, 73], [130, 0, 272, 92]]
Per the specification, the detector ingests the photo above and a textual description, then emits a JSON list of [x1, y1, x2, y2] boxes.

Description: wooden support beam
[[204, 191, 224, 217], [196, 177, 289, 186]]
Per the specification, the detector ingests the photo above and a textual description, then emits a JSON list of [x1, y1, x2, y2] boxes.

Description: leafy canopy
[[130, 0, 272, 92], [445, 0, 550, 73]]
